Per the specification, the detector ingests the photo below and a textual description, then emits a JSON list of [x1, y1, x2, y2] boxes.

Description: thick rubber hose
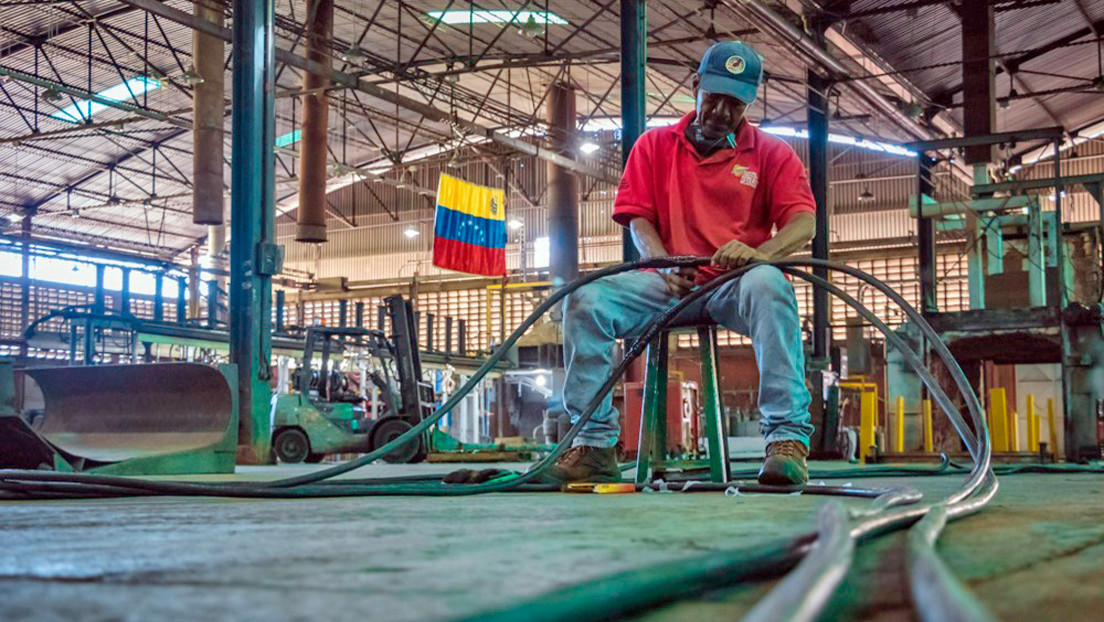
[[448, 259, 996, 622], [0, 259, 985, 505], [741, 502, 853, 622]]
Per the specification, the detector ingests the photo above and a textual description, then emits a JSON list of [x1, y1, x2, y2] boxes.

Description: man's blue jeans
[[562, 265, 813, 449]]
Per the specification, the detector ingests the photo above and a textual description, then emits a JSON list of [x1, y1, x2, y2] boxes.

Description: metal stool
[[635, 321, 730, 484]]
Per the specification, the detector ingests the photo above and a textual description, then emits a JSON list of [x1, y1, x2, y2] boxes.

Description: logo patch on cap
[[724, 55, 746, 75]]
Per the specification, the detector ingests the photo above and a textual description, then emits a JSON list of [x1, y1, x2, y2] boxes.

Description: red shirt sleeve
[[767, 146, 817, 228], [612, 134, 656, 227]]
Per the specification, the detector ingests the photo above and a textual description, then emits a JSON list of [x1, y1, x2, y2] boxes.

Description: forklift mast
[[385, 295, 430, 424]]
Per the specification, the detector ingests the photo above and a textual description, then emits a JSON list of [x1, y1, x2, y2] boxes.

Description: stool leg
[[698, 325, 730, 483], [635, 334, 668, 484]]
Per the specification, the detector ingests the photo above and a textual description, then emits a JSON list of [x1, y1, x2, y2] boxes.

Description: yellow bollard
[[1008, 410, 1020, 452], [989, 388, 1010, 453], [1047, 398, 1058, 457], [859, 388, 877, 464], [1026, 395, 1038, 452], [922, 399, 934, 454], [1032, 405, 1042, 453], [894, 396, 905, 454]]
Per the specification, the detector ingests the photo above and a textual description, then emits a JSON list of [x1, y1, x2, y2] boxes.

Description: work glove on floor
[[441, 468, 515, 484]]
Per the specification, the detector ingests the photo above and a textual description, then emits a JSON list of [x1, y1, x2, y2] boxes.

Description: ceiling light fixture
[[426, 10, 568, 26], [403, 227, 420, 238]]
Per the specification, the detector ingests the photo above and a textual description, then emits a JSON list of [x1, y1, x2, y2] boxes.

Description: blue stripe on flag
[[434, 205, 507, 249]]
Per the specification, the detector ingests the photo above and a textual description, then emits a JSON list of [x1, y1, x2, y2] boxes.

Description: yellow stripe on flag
[[436, 173, 506, 221]]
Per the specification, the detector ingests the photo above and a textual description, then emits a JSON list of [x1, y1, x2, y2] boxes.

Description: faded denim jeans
[[561, 265, 813, 448]]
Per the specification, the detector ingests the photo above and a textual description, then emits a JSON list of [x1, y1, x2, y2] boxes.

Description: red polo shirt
[[613, 113, 816, 282]]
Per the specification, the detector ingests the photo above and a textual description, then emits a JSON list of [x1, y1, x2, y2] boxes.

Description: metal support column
[[917, 156, 937, 312], [620, 0, 646, 263], [176, 276, 186, 324], [19, 212, 31, 358], [985, 218, 1003, 276], [807, 69, 831, 361], [445, 316, 453, 354], [425, 313, 435, 352], [94, 264, 106, 315], [188, 247, 201, 319], [230, 0, 277, 464], [1054, 140, 1068, 307], [1028, 198, 1046, 306], [968, 165, 989, 309], [547, 81, 579, 287], [807, 67, 834, 455], [120, 268, 131, 315], [206, 279, 218, 328], [153, 273, 164, 321]]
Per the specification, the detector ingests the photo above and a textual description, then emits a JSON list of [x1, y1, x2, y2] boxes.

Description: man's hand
[[712, 239, 768, 271], [660, 266, 698, 298]]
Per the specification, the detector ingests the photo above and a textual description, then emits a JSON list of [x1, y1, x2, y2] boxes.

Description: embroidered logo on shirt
[[740, 171, 758, 188], [731, 164, 747, 178]]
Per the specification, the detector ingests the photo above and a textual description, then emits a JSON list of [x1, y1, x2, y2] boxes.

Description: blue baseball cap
[[697, 41, 764, 105]]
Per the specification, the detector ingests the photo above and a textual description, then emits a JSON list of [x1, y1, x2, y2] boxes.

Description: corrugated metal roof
[[849, 0, 1104, 134]]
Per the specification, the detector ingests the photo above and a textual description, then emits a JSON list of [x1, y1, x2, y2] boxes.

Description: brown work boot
[[535, 445, 621, 484], [758, 440, 809, 486]]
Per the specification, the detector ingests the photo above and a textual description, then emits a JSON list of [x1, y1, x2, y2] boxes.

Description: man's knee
[[563, 282, 605, 323], [739, 265, 792, 303]]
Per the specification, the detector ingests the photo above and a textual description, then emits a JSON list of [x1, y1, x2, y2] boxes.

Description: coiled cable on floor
[[448, 259, 995, 622]]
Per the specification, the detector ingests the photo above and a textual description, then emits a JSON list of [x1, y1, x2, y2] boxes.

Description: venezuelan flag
[[433, 173, 507, 276]]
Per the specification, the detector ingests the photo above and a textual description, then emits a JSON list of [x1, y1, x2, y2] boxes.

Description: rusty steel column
[[187, 246, 201, 319], [961, 1, 996, 165], [192, 0, 225, 225], [296, 0, 333, 243], [547, 81, 578, 287]]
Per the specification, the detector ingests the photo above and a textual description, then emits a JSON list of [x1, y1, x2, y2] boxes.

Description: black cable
[[0, 259, 996, 507]]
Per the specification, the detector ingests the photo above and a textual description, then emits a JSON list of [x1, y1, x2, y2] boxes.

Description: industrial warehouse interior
[[1, 0, 1104, 620]]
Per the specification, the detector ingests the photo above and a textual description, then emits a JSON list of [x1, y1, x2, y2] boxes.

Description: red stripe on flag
[[433, 235, 506, 276]]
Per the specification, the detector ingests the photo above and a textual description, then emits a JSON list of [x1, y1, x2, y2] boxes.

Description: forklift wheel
[[370, 417, 427, 464], [273, 428, 311, 463]]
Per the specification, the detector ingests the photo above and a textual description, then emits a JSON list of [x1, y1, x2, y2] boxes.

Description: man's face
[[693, 77, 749, 139]]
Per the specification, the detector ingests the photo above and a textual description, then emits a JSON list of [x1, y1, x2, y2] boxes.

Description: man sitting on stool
[[546, 40, 817, 486]]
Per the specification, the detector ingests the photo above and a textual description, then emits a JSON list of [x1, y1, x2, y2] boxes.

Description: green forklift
[[271, 295, 433, 464]]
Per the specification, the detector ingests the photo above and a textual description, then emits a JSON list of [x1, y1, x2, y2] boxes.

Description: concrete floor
[[1, 462, 1102, 622]]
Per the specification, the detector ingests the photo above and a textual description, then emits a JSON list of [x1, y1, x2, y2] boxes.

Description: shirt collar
[[674, 112, 757, 156]]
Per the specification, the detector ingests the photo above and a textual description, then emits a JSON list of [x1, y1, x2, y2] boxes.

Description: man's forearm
[[628, 217, 669, 259], [756, 213, 815, 260]]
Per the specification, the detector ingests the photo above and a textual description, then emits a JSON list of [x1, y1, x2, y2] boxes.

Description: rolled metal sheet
[[22, 363, 233, 463]]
